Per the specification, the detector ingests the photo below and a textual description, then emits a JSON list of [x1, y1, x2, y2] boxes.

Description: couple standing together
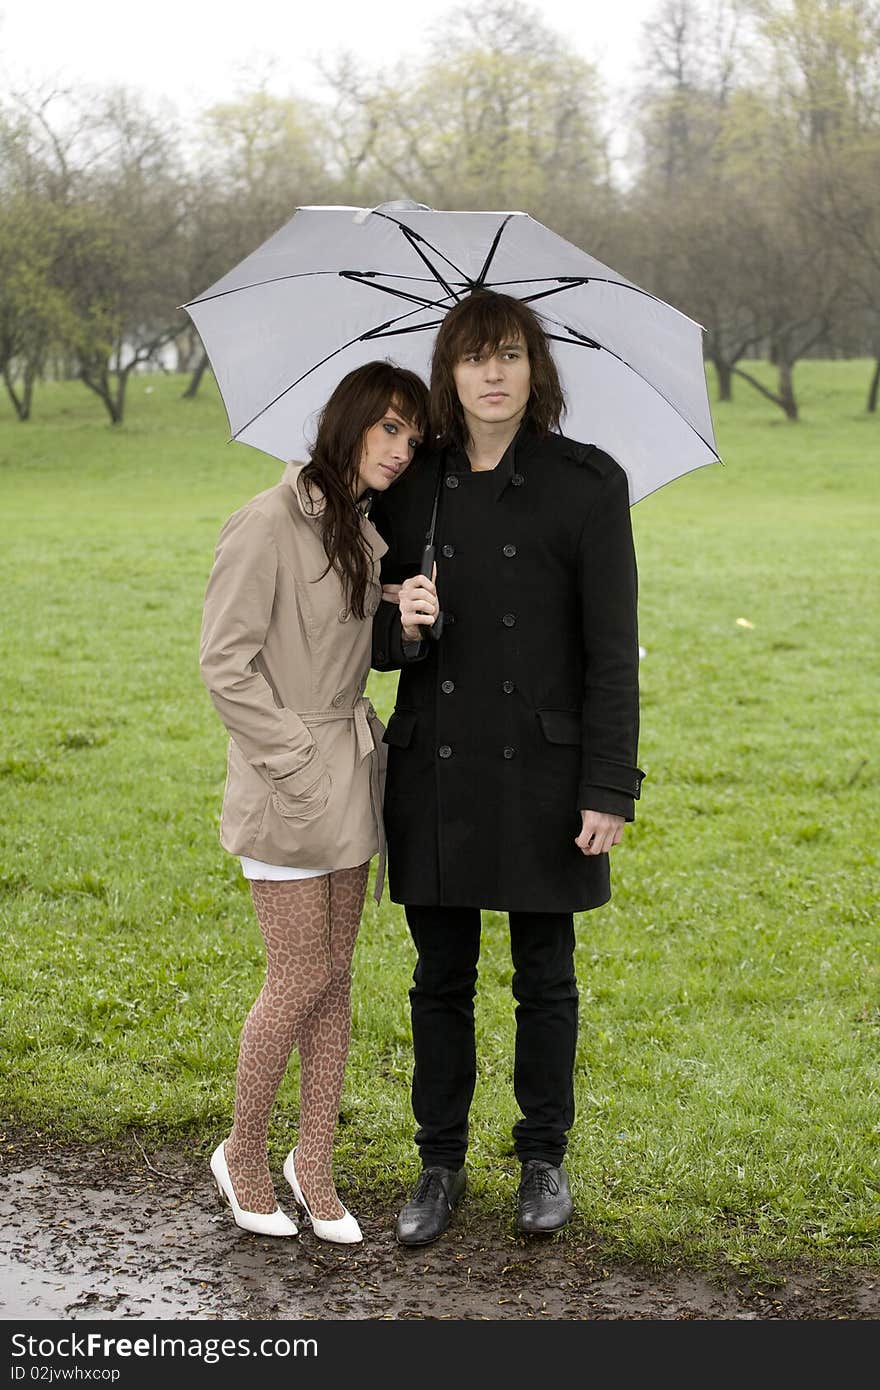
[[199, 289, 643, 1247]]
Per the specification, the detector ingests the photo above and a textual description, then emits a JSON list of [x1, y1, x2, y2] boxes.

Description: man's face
[[452, 335, 531, 432]]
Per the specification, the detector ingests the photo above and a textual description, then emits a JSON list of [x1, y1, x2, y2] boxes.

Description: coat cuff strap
[[581, 760, 645, 799]]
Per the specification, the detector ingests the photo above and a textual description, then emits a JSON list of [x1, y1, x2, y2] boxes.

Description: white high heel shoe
[[283, 1147, 363, 1245], [210, 1142, 299, 1237]]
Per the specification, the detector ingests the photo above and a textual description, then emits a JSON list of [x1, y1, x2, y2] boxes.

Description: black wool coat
[[370, 424, 644, 914]]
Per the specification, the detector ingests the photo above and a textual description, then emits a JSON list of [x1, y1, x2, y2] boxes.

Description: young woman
[[200, 360, 429, 1243]]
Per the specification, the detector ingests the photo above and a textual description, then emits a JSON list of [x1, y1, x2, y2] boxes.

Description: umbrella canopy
[[182, 200, 720, 504]]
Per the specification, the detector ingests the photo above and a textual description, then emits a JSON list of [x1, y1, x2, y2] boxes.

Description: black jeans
[[404, 905, 578, 1168]]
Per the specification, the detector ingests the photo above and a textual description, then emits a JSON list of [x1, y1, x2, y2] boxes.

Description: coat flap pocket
[[537, 709, 582, 746], [382, 710, 417, 748], [272, 763, 332, 821]]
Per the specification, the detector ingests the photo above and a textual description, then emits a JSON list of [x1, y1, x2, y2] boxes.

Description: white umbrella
[[182, 200, 720, 504]]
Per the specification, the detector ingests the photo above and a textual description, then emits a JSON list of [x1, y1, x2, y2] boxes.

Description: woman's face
[[357, 404, 423, 496]]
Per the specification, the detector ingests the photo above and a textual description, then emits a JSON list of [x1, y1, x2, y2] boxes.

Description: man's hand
[[392, 564, 439, 642], [575, 809, 625, 856]]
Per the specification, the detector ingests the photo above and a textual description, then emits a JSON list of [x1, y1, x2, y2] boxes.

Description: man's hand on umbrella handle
[[399, 565, 439, 642], [576, 809, 625, 856]]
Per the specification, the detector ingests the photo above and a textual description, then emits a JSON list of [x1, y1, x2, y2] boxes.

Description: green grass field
[[1, 363, 877, 1273]]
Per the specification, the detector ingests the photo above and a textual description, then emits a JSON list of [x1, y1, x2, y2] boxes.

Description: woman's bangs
[[390, 386, 428, 436]]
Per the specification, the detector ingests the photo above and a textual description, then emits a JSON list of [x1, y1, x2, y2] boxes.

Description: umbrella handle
[[421, 545, 445, 642], [401, 544, 443, 657]]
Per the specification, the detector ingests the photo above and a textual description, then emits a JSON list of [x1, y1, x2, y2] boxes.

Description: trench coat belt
[[298, 698, 387, 903]]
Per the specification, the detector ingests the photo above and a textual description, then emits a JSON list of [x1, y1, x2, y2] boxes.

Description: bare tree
[[634, 0, 748, 189], [797, 139, 880, 407], [176, 87, 340, 399], [744, 0, 880, 406], [1, 88, 190, 424], [317, 0, 612, 236]]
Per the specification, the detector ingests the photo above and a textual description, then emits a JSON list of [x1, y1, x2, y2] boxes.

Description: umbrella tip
[[371, 199, 433, 215]]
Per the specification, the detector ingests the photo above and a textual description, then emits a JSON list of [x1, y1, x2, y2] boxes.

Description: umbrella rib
[[543, 321, 720, 460], [184, 270, 451, 308], [491, 275, 652, 297], [397, 229, 460, 299], [362, 320, 446, 339], [490, 275, 706, 326], [473, 215, 514, 287], [230, 334, 385, 438], [517, 282, 593, 306], [339, 271, 455, 310], [544, 331, 602, 350], [230, 297, 458, 439], [371, 211, 472, 296]]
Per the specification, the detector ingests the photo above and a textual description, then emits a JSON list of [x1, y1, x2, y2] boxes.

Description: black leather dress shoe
[[395, 1165, 467, 1246], [517, 1160, 573, 1234]]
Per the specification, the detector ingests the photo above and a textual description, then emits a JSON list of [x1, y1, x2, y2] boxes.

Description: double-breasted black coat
[[371, 423, 644, 913]]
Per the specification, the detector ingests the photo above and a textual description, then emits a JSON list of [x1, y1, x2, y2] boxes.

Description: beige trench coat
[[199, 461, 388, 895]]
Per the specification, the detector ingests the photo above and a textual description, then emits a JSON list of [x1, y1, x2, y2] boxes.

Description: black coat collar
[[443, 421, 538, 502]]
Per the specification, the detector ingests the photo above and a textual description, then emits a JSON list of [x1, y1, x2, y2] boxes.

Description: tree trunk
[[2, 365, 28, 420], [731, 364, 799, 420], [712, 358, 733, 402], [867, 357, 880, 414], [114, 370, 129, 423], [81, 367, 125, 424], [776, 359, 798, 421], [2, 348, 41, 418], [182, 351, 210, 400], [175, 334, 192, 373], [20, 359, 37, 420]]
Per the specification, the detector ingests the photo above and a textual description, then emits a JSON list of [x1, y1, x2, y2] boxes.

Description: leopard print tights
[[223, 862, 368, 1221]]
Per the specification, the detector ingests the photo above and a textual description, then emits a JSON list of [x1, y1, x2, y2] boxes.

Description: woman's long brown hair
[[301, 361, 429, 619], [430, 290, 565, 448]]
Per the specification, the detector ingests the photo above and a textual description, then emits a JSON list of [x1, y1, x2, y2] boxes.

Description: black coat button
[[442, 543, 455, 558], [445, 475, 459, 489], [445, 613, 455, 624], [502, 543, 517, 557], [503, 746, 516, 759], [502, 612, 516, 627], [441, 680, 455, 694], [511, 473, 524, 487], [438, 744, 453, 758], [502, 680, 515, 694]]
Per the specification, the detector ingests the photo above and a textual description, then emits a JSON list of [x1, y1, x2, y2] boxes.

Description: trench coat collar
[[283, 460, 326, 521], [281, 460, 387, 557], [444, 421, 543, 502]]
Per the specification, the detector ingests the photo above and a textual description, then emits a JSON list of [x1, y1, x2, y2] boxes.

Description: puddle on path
[[1, 1138, 877, 1321]]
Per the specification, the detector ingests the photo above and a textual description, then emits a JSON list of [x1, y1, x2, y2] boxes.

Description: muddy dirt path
[[1, 1131, 877, 1321]]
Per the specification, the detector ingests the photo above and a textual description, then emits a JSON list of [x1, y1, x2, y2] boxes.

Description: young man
[[371, 290, 643, 1244]]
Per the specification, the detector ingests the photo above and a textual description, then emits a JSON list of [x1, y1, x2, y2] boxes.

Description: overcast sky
[[1, 0, 660, 117]]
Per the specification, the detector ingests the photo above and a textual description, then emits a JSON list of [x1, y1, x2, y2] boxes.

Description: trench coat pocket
[[536, 709, 582, 745], [382, 710, 417, 748], [271, 763, 332, 822]]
